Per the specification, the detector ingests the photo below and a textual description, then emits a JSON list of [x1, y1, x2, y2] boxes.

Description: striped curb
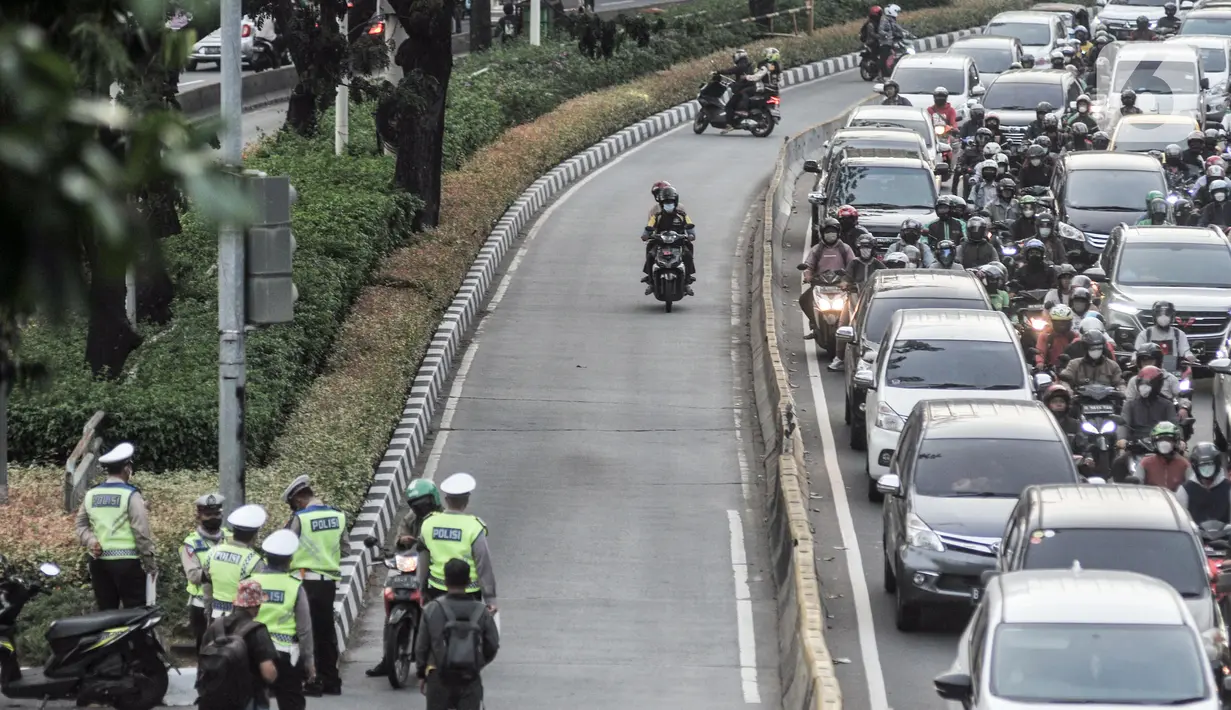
[[327, 23, 987, 650]]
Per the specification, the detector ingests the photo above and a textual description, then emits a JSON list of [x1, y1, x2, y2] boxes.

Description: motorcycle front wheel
[[385, 617, 415, 689], [693, 113, 708, 134]]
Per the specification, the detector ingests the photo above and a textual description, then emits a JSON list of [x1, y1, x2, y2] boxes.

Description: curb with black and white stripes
[[327, 24, 986, 649]]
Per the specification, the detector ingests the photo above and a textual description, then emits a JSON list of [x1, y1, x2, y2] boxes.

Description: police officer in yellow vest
[[202, 504, 265, 620], [416, 473, 498, 613], [74, 442, 157, 610], [251, 529, 315, 710], [282, 475, 350, 696], [180, 492, 228, 649]]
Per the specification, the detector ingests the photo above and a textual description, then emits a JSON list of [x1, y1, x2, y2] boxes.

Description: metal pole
[[125, 267, 136, 325], [219, 0, 246, 517], [807, 0, 814, 33], [336, 13, 349, 155], [529, 0, 540, 45]]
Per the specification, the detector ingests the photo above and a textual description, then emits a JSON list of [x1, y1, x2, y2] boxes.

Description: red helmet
[[1208, 156, 1226, 168], [870, 5, 883, 16], [837, 205, 860, 220], [651, 180, 672, 198], [1138, 365, 1164, 383]]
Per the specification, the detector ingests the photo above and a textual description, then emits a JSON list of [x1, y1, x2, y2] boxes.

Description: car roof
[[1115, 42, 1200, 60], [916, 399, 1062, 440], [868, 269, 987, 296], [1165, 34, 1231, 50], [1062, 150, 1168, 171], [1024, 483, 1191, 529], [989, 68, 1070, 84], [994, 569, 1189, 626], [1186, 8, 1231, 16], [950, 35, 1018, 49], [836, 155, 931, 169], [892, 308, 1014, 342], [895, 54, 971, 70], [850, 105, 929, 121], [1031, 2, 1083, 10], [831, 127, 923, 142], [1120, 225, 1227, 244], [989, 11, 1056, 23]]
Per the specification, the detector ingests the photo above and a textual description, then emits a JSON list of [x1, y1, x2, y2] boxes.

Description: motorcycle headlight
[[935, 124, 947, 136], [1030, 318, 1048, 331], [906, 512, 945, 552], [1002, 245, 1018, 256], [1101, 420, 1117, 434], [1081, 421, 1099, 434], [876, 401, 906, 432], [1179, 379, 1192, 393]]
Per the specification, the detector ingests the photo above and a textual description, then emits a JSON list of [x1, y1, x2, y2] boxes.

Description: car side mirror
[[933, 672, 974, 702], [1096, 0, 1107, 7], [971, 84, 986, 97], [797, 263, 809, 271], [363, 535, 379, 548], [803, 159, 820, 173], [854, 369, 876, 389], [836, 325, 855, 344], [1208, 358, 1231, 375], [873, 82, 886, 94], [808, 191, 826, 204], [876, 473, 903, 496], [1083, 266, 1108, 282], [1202, 77, 1211, 90]]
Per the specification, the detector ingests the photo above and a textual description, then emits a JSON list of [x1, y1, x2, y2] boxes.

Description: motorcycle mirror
[[39, 562, 61, 577], [803, 159, 820, 174], [1121, 475, 1143, 485], [363, 535, 379, 548], [873, 82, 885, 94], [796, 263, 809, 270]]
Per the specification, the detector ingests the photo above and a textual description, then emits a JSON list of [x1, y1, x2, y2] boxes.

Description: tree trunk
[[389, 0, 456, 229], [83, 234, 143, 378], [471, 0, 492, 52]]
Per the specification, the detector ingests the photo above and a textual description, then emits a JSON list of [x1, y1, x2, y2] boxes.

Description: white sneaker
[[827, 356, 844, 372]]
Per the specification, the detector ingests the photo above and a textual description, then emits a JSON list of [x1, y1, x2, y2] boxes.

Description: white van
[[1105, 42, 1209, 125]]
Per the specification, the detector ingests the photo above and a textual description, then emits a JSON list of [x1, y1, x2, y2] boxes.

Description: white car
[[1104, 41, 1209, 126], [879, 53, 986, 110], [844, 104, 951, 171], [986, 11, 1068, 63], [1165, 34, 1231, 121], [947, 35, 1026, 86], [936, 567, 1224, 710], [858, 309, 1034, 486], [188, 15, 279, 71]]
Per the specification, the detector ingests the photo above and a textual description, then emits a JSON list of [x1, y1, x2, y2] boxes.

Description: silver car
[[936, 567, 1225, 710]]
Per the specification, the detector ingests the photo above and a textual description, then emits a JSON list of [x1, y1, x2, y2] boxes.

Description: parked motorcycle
[[647, 231, 692, 312], [797, 267, 846, 355], [693, 73, 778, 137], [0, 562, 169, 710], [1072, 383, 1125, 478], [363, 537, 420, 690]]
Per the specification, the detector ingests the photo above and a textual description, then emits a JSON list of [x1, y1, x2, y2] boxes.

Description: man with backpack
[[414, 559, 501, 710], [197, 579, 279, 710]]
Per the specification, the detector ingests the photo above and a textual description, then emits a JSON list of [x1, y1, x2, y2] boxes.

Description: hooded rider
[[1198, 179, 1231, 228], [887, 218, 935, 267], [1065, 94, 1097, 133], [927, 194, 965, 244], [1175, 442, 1231, 524]]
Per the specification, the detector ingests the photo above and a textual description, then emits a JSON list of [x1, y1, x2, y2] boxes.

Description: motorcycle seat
[[46, 607, 152, 640]]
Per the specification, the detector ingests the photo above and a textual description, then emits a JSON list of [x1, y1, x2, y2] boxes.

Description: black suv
[[1051, 151, 1169, 262], [836, 270, 992, 451], [808, 150, 940, 253], [1086, 224, 1231, 364], [981, 69, 1081, 149]]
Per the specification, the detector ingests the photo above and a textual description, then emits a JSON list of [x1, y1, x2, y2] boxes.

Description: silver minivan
[[1166, 34, 1231, 122]]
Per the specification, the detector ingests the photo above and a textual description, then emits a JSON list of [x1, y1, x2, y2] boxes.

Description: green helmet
[[1145, 190, 1165, 206], [405, 479, 441, 507], [1150, 421, 1181, 440], [1018, 195, 1038, 206]]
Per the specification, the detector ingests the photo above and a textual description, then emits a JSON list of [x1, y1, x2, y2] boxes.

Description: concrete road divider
[[179, 66, 298, 117]]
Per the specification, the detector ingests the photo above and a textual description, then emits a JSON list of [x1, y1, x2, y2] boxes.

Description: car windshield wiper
[[919, 382, 987, 389], [853, 202, 904, 209], [940, 491, 1005, 497], [976, 384, 1025, 390], [1159, 698, 1208, 705], [1067, 205, 1139, 211]]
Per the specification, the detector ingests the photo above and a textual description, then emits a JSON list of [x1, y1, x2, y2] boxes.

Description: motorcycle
[[1072, 383, 1125, 478], [1011, 288, 1050, 355], [693, 73, 778, 138], [0, 562, 169, 710], [932, 114, 958, 171], [363, 537, 420, 690], [797, 267, 847, 355], [646, 231, 692, 312], [860, 37, 916, 81]]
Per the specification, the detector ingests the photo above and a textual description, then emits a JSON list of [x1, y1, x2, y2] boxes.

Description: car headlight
[[876, 401, 906, 432], [1058, 222, 1085, 241], [906, 512, 945, 552]]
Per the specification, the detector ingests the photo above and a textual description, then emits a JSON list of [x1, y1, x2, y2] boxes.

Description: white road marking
[[800, 213, 891, 710], [728, 509, 762, 704]]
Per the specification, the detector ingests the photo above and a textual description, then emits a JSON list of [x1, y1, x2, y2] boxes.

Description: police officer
[[75, 442, 157, 610], [283, 475, 349, 696], [202, 504, 265, 620], [417, 473, 498, 613], [181, 492, 228, 649], [251, 529, 315, 710]]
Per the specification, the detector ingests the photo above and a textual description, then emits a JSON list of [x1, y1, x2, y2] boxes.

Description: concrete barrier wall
[[179, 66, 298, 117]]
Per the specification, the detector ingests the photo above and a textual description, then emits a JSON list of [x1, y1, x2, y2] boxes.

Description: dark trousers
[[878, 45, 894, 76], [642, 242, 695, 276], [272, 652, 305, 710], [799, 288, 818, 333], [425, 673, 484, 710], [422, 587, 482, 605], [88, 558, 145, 610], [724, 82, 755, 119], [189, 605, 209, 650], [302, 579, 340, 690]]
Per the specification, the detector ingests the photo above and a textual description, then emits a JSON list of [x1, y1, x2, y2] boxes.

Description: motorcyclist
[[1044, 263, 1077, 307], [931, 238, 962, 270], [1049, 48, 1066, 70], [927, 87, 958, 132], [887, 218, 935, 267], [986, 177, 1019, 225], [1206, 127, 1223, 155], [984, 113, 1004, 145], [759, 47, 783, 92], [1183, 131, 1209, 171], [1018, 55, 1035, 70], [1174, 442, 1231, 524], [800, 217, 855, 342], [994, 152, 1012, 179], [1134, 300, 1195, 361], [1125, 342, 1182, 406], [1017, 145, 1052, 190], [1190, 159, 1225, 204], [1115, 366, 1180, 465], [1060, 329, 1123, 387], [902, 244, 922, 268], [1173, 195, 1197, 226], [1010, 194, 1042, 242], [1036, 213, 1068, 266], [1016, 238, 1056, 291], [960, 103, 987, 139], [881, 79, 911, 106], [1068, 122, 1092, 152], [717, 49, 759, 124], [1137, 421, 1192, 492], [1128, 15, 1157, 41], [1156, 2, 1181, 32], [845, 233, 885, 286], [1026, 101, 1055, 140], [642, 186, 696, 294], [1066, 94, 1098, 133], [956, 216, 999, 268], [876, 4, 905, 78], [1068, 286, 1094, 322], [978, 261, 1011, 311], [1043, 381, 1081, 440], [1119, 89, 1142, 117], [1074, 26, 1094, 58], [861, 5, 883, 64], [1198, 179, 1231, 227], [1137, 195, 1171, 226], [968, 160, 1001, 210], [1068, 314, 1115, 359], [648, 180, 674, 218], [835, 205, 871, 248], [1041, 114, 1064, 155], [1091, 130, 1111, 150], [1161, 144, 1188, 190], [1035, 304, 1080, 370]]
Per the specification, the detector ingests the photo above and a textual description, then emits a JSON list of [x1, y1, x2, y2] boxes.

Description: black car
[[1086, 224, 1231, 364], [808, 150, 941, 252], [877, 399, 1083, 631], [1051, 151, 1169, 263], [981, 69, 1081, 150], [836, 270, 992, 452]]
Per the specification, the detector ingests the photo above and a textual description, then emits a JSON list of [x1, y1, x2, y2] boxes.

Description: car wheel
[[844, 392, 851, 425], [895, 583, 921, 632], [867, 466, 883, 503], [882, 546, 897, 593], [186, 60, 198, 71], [850, 420, 866, 451]]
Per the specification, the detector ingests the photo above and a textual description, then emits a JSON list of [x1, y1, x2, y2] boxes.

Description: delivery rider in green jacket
[[180, 492, 228, 649], [202, 503, 266, 619], [417, 472, 498, 613], [251, 529, 316, 710], [75, 442, 157, 610], [282, 475, 350, 696]]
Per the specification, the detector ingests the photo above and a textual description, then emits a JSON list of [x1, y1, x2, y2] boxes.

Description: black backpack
[[434, 600, 486, 684], [196, 618, 259, 710]]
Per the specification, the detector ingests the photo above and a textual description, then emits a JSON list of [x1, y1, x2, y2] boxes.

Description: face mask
[[936, 207, 948, 217], [1023, 207, 1035, 218], [1030, 158, 1042, 167], [1029, 254, 1043, 263], [1156, 315, 1171, 327], [822, 232, 838, 244], [903, 232, 919, 244], [1157, 440, 1174, 455], [1198, 463, 1219, 480], [1138, 384, 1153, 398], [1039, 227, 1052, 237], [1217, 192, 1228, 202], [1078, 105, 1088, 114], [663, 203, 676, 213], [1000, 191, 1013, 201], [859, 248, 873, 259], [1087, 347, 1104, 360], [983, 172, 997, 182], [202, 517, 223, 533]]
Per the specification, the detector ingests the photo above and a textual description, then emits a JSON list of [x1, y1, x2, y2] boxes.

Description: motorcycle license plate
[[661, 249, 674, 256], [970, 586, 983, 604], [390, 574, 417, 589], [1082, 404, 1115, 415]]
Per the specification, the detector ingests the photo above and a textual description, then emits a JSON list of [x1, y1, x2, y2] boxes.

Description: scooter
[[693, 73, 778, 138], [0, 562, 170, 710], [797, 266, 847, 356], [646, 231, 692, 313], [363, 537, 421, 690], [860, 37, 915, 81], [1072, 383, 1125, 478]]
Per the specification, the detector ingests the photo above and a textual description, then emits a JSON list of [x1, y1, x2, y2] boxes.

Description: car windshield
[[991, 623, 1207, 704], [1112, 59, 1200, 94], [912, 439, 1077, 496], [1111, 122, 1199, 151], [831, 166, 937, 211], [889, 66, 967, 94], [1065, 169, 1167, 210], [986, 21, 1053, 46], [981, 79, 1066, 110], [1198, 46, 1229, 72], [886, 338, 1026, 391], [1112, 0, 1170, 7], [1022, 529, 1209, 597], [849, 117, 931, 145], [1182, 16, 1231, 36], [950, 47, 1014, 73], [1116, 241, 1231, 288], [864, 298, 989, 343]]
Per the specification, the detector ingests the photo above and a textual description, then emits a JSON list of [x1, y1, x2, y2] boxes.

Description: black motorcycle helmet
[[1147, 197, 1169, 223], [1092, 131, 1111, 150], [933, 86, 950, 106], [1020, 54, 1036, 69], [820, 216, 841, 243], [1152, 300, 1177, 328], [855, 233, 876, 260], [1036, 101, 1054, 121], [970, 103, 986, 121], [980, 161, 998, 182], [1174, 195, 1195, 223], [1024, 239, 1046, 263], [1070, 286, 1092, 316], [976, 126, 994, 145], [1043, 113, 1061, 131], [658, 186, 679, 205], [883, 79, 900, 96], [900, 217, 923, 242], [1121, 88, 1137, 108], [1026, 144, 1047, 166], [1036, 212, 1056, 238], [1071, 122, 1089, 141], [1036, 135, 1053, 151], [1135, 341, 1163, 369], [1164, 1, 1177, 16], [1082, 329, 1107, 358], [934, 197, 951, 219], [733, 48, 752, 73], [967, 215, 989, 241], [936, 238, 957, 266], [1206, 127, 1221, 150], [997, 176, 1016, 200], [1164, 143, 1183, 165], [1135, 15, 1149, 29], [1188, 130, 1206, 152], [1191, 441, 1223, 480]]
